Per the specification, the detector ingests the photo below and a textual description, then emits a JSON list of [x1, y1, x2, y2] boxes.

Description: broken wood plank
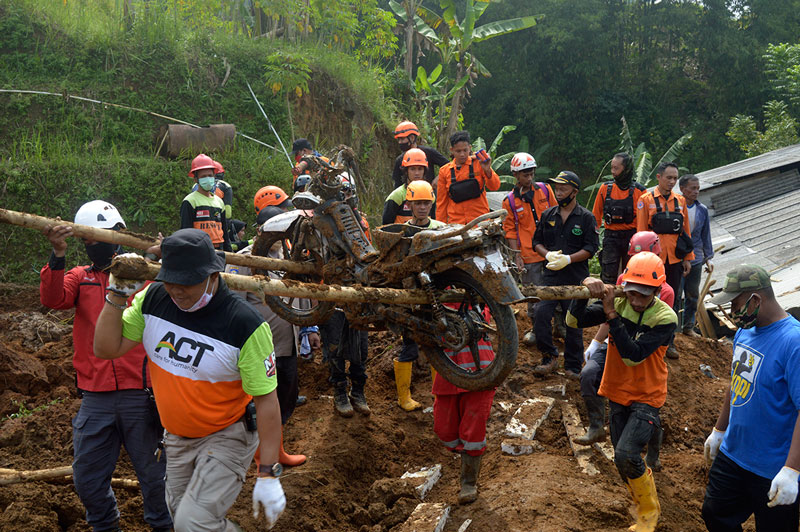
[[394, 503, 450, 532], [503, 397, 555, 440], [0, 466, 139, 489]]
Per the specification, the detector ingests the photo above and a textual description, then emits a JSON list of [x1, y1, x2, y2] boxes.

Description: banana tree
[[585, 116, 692, 206], [390, 0, 540, 151]]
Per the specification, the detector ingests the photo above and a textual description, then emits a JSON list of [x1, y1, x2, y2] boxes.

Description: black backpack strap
[[605, 182, 613, 203], [450, 165, 456, 186], [469, 160, 475, 180]]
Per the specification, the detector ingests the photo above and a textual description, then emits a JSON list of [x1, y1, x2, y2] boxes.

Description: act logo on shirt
[[729, 343, 764, 407], [155, 331, 215, 372]]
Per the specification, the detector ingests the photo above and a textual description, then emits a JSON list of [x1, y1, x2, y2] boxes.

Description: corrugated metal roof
[[695, 143, 800, 189]]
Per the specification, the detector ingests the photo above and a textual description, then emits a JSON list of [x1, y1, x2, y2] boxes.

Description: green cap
[[708, 264, 771, 305]]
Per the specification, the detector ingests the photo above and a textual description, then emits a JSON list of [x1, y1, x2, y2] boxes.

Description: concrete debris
[[393, 502, 450, 532], [457, 519, 473, 532], [503, 397, 556, 440], [699, 364, 717, 378], [561, 402, 607, 476], [400, 464, 442, 500], [423, 406, 434, 414], [542, 384, 566, 397], [501, 437, 544, 456]]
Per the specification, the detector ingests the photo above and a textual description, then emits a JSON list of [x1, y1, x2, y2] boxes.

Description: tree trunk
[[0, 467, 138, 489], [404, 1, 416, 79]]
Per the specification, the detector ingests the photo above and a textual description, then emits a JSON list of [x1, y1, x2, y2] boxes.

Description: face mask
[[172, 277, 215, 313], [558, 191, 575, 209], [85, 241, 120, 270], [731, 294, 760, 329], [615, 173, 633, 189], [398, 142, 411, 152], [198, 177, 215, 192]]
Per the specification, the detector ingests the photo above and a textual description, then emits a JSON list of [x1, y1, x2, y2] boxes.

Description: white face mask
[[171, 277, 214, 312]]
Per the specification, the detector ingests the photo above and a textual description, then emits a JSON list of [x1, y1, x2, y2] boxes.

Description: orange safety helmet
[[254, 185, 289, 213], [628, 231, 662, 256], [394, 121, 420, 139], [621, 251, 666, 287], [188, 153, 216, 177], [213, 160, 225, 175], [405, 180, 435, 202], [401, 148, 428, 168]]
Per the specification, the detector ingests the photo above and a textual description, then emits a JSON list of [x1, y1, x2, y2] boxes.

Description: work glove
[[253, 477, 286, 529], [107, 254, 145, 297], [584, 339, 603, 364], [768, 466, 800, 507], [545, 250, 571, 271], [704, 259, 713, 273], [703, 427, 725, 466]]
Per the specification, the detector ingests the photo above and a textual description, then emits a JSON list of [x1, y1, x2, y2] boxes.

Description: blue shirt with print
[[720, 315, 800, 479]]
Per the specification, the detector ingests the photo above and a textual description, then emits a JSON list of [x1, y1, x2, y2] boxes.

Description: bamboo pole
[[0, 208, 316, 275], [0, 467, 139, 489], [521, 284, 624, 300], [112, 255, 443, 305]]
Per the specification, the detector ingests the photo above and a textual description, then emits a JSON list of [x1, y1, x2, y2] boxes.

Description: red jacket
[[40, 259, 150, 392]]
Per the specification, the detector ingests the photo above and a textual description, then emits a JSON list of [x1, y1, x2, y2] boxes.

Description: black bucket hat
[[291, 138, 313, 154], [155, 229, 226, 286]]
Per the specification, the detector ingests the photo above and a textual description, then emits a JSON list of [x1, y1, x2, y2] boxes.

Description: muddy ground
[[0, 282, 750, 531]]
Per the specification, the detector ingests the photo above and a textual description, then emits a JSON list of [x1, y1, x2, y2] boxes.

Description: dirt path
[[0, 283, 745, 531]]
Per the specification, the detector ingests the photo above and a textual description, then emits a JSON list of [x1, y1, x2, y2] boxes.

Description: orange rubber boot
[[278, 429, 306, 467]]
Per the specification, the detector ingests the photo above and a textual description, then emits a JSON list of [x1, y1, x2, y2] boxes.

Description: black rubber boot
[[458, 453, 482, 504], [333, 383, 354, 418], [349, 385, 371, 416], [645, 426, 663, 472], [574, 396, 606, 445]]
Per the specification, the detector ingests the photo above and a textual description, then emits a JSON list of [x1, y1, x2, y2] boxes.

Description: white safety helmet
[[510, 152, 537, 173], [74, 200, 126, 229]]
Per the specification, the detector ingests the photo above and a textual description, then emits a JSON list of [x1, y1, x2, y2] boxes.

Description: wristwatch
[[258, 462, 283, 478]]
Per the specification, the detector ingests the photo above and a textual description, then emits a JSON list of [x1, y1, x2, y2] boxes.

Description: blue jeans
[[682, 263, 703, 331], [72, 390, 171, 531]]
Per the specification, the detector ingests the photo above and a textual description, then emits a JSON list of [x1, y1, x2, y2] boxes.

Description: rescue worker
[[392, 120, 449, 188], [575, 232, 673, 473], [228, 218, 249, 252], [254, 185, 292, 214], [436, 131, 501, 225], [94, 229, 287, 531], [390, 180, 445, 412], [592, 152, 646, 283], [636, 161, 693, 359], [702, 264, 800, 531], [40, 200, 172, 532], [531, 171, 599, 377], [383, 147, 430, 225], [291, 138, 320, 179], [678, 173, 714, 337], [322, 173, 371, 417], [433, 307, 497, 505], [567, 252, 678, 532], [501, 152, 556, 346], [189, 159, 233, 219], [225, 204, 321, 467], [181, 153, 231, 251]]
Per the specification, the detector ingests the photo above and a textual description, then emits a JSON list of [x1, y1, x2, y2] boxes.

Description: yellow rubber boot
[[626, 468, 660, 532], [394, 359, 422, 411]]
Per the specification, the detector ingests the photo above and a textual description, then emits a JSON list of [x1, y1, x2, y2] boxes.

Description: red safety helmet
[[394, 121, 420, 139], [402, 148, 428, 168], [213, 160, 225, 175], [188, 153, 216, 177], [254, 185, 289, 213], [628, 231, 662, 256], [621, 251, 666, 287]]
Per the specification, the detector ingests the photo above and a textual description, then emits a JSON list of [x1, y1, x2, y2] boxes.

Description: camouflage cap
[[708, 264, 771, 305]]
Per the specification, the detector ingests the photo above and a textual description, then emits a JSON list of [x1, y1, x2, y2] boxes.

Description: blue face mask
[[198, 177, 215, 192]]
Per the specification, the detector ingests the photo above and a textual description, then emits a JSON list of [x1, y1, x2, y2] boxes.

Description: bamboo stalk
[[521, 284, 624, 301], [0, 208, 316, 275], [0, 467, 139, 489], [112, 255, 441, 305]]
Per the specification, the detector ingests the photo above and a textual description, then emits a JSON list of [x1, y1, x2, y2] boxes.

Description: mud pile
[[0, 283, 744, 531]]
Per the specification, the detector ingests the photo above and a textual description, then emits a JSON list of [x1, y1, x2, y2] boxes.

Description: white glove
[[253, 477, 286, 529], [107, 272, 144, 297], [704, 427, 725, 466], [704, 259, 713, 273], [768, 466, 800, 507], [545, 251, 571, 271], [584, 339, 602, 364]]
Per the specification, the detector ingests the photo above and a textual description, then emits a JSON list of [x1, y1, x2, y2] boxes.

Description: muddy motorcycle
[[255, 149, 522, 390]]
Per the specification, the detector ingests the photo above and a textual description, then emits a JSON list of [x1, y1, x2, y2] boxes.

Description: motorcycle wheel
[[423, 269, 518, 391], [253, 226, 336, 327]]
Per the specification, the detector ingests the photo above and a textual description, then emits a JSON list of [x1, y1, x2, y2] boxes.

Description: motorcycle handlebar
[[426, 210, 507, 242]]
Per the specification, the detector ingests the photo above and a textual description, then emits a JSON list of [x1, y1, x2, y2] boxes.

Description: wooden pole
[[0, 467, 139, 489], [112, 255, 444, 305], [0, 208, 316, 275], [521, 284, 624, 301]]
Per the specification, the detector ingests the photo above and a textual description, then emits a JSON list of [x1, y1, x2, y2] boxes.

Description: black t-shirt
[[392, 145, 450, 188], [532, 203, 599, 285]]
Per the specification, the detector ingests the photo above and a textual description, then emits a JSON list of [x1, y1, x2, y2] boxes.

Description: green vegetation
[[3, 398, 63, 421]]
